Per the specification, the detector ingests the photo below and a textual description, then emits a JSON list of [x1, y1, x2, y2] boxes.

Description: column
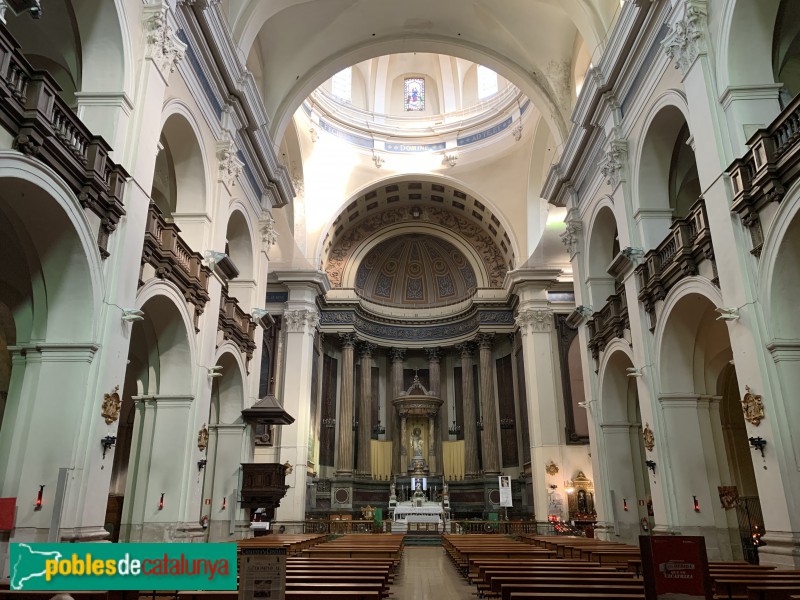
[[457, 343, 480, 476], [476, 334, 501, 475], [426, 348, 441, 395], [389, 348, 405, 474], [357, 343, 376, 477], [428, 415, 437, 474], [400, 415, 408, 472], [274, 271, 328, 522], [335, 333, 357, 476]]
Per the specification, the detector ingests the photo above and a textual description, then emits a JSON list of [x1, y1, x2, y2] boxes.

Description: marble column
[[389, 348, 405, 474], [477, 333, 501, 475], [357, 342, 376, 477], [426, 348, 442, 475], [426, 348, 441, 395], [457, 343, 480, 476], [400, 415, 408, 472], [335, 333, 356, 476], [428, 415, 437, 473]]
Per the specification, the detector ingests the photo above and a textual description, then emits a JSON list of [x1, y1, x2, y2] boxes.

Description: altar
[[392, 501, 447, 522]]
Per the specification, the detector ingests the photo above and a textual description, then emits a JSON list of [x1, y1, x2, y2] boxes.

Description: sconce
[[35, 485, 44, 510], [372, 419, 386, 436], [203, 250, 227, 272], [222, 497, 227, 510], [158, 493, 165, 510], [623, 498, 629, 511], [121, 308, 144, 322], [207, 366, 223, 379], [693, 495, 700, 512], [715, 307, 740, 321], [564, 481, 575, 494], [499, 417, 515, 430], [645, 459, 657, 474], [576, 305, 593, 317], [621, 247, 645, 260], [197, 458, 207, 472], [476, 418, 484, 432], [101, 435, 117, 459], [322, 416, 336, 428], [251, 308, 275, 328], [548, 484, 558, 491], [749, 436, 767, 458], [448, 420, 462, 435], [626, 367, 644, 378]]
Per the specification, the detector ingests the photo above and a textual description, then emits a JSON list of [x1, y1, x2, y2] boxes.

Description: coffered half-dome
[[355, 234, 477, 307]]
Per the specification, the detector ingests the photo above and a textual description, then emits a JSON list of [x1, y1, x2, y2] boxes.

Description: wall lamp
[[121, 308, 144, 322], [158, 493, 165, 510], [197, 458, 207, 472], [207, 366, 223, 379], [626, 367, 644, 378], [715, 307, 740, 321], [749, 436, 767, 458], [621, 247, 645, 260], [693, 495, 700, 512], [251, 308, 275, 327], [203, 250, 227, 272], [101, 435, 117, 459], [645, 459, 657, 474]]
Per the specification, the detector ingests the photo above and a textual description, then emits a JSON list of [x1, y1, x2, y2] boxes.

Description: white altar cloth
[[392, 501, 446, 521]]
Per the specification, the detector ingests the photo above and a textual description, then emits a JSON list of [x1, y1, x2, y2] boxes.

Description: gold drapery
[[442, 440, 465, 480], [370, 440, 393, 480]]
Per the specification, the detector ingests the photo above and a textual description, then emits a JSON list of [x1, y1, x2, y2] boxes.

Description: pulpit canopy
[[241, 393, 295, 425]]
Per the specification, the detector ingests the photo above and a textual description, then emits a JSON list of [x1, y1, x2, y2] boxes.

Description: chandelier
[[372, 419, 386, 436], [449, 419, 462, 435]]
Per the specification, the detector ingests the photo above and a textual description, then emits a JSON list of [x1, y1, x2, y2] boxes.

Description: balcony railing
[[140, 202, 210, 330], [728, 93, 800, 255], [635, 198, 716, 329], [0, 22, 128, 257], [219, 287, 257, 362], [586, 286, 629, 360]]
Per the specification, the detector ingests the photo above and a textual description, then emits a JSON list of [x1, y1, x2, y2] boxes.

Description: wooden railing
[[141, 202, 210, 329], [635, 198, 715, 328], [218, 287, 257, 362], [728, 92, 800, 255], [0, 21, 128, 257], [587, 286, 629, 360], [449, 520, 539, 534]]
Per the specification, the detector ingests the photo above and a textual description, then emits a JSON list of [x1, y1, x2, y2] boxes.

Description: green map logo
[[10, 543, 237, 591]]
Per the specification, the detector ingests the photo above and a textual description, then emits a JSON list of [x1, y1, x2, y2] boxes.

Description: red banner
[[640, 536, 711, 600]]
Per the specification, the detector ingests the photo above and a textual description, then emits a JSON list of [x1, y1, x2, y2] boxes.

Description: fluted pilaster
[[389, 348, 405, 474], [477, 333, 500, 474], [457, 342, 480, 476], [357, 342, 376, 476], [335, 333, 357, 476]]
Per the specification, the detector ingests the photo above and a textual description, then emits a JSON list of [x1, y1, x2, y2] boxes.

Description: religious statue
[[742, 386, 765, 426], [390, 480, 396, 498], [411, 427, 423, 458], [197, 424, 209, 452], [101, 385, 122, 425]]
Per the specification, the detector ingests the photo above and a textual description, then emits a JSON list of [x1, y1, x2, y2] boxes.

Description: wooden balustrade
[[0, 21, 128, 257], [586, 287, 629, 360], [635, 197, 715, 329], [141, 202, 211, 330], [218, 287, 257, 362]]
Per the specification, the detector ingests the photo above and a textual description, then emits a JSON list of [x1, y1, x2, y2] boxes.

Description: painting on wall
[[404, 77, 425, 112]]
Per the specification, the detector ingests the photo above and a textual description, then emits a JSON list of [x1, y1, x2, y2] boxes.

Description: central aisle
[[393, 546, 472, 600]]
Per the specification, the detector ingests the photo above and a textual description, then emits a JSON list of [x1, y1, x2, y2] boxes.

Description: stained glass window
[[331, 67, 352, 102], [404, 77, 425, 111], [477, 65, 498, 100]]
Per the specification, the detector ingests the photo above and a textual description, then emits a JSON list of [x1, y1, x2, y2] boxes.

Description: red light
[[693, 495, 700, 512], [158, 492, 164, 510], [222, 497, 227, 510], [35, 485, 44, 510], [623, 498, 628, 511]]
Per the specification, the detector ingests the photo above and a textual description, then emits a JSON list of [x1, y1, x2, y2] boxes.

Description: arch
[[584, 200, 620, 283], [211, 348, 247, 425], [596, 341, 635, 424], [653, 277, 726, 395], [225, 207, 256, 280], [758, 178, 800, 341], [632, 93, 693, 216], [315, 173, 521, 271], [135, 281, 198, 396], [717, 0, 781, 94], [157, 103, 211, 217], [0, 152, 102, 343]]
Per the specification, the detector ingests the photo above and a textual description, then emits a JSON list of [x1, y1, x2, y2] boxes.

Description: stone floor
[[392, 547, 473, 599]]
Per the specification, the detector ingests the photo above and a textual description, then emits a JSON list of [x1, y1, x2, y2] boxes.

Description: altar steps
[[404, 534, 442, 547]]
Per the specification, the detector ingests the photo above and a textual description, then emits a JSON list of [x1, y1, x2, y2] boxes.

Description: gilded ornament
[[741, 386, 765, 426], [101, 385, 122, 425], [642, 423, 655, 452], [283, 461, 294, 475], [197, 424, 209, 452], [545, 461, 559, 476]]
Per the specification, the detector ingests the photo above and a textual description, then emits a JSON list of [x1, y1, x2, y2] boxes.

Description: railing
[[0, 21, 128, 257], [141, 202, 210, 329], [449, 520, 539, 535], [586, 287, 629, 359], [218, 287, 257, 362], [635, 198, 715, 328], [269, 520, 390, 534], [728, 92, 800, 255]]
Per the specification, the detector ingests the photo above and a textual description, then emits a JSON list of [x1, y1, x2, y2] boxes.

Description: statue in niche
[[411, 427, 423, 459]]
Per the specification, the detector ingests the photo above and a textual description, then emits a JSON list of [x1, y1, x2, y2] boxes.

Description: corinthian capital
[[217, 138, 243, 190], [144, 6, 186, 80], [661, 0, 707, 75], [516, 308, 554, 334], [284, 308, 319, 335]]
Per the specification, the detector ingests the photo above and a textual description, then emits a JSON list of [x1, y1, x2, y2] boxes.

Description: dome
[[355, 234, 477, 307]]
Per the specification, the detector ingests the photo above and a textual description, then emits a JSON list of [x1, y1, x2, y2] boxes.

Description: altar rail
[[272, 520, 392, 534], [448, 520, 539, 535], [0, 21, 129, 258]]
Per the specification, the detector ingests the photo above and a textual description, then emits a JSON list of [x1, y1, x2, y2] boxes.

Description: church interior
[[1, 0, 800, 595]]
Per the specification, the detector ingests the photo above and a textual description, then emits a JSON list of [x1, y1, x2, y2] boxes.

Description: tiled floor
[[392, 547, 473, 599]]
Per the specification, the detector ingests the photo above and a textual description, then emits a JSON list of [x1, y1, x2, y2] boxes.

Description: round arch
[[225, 205, 256, 280], [652, 277, 727, 395], [584, 199, 620, 283], [74, 0, 134, 97], [211, 347, 247, 425], [631, 91, 692, 216], [315, 172, 521, 270], [0, 152, 102, 343], [596, 341, 635, 424], [758, 177, 800, 341], [158, 102, 211, 216]]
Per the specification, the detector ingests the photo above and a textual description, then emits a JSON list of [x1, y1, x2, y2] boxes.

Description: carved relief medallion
[[101, 385, 122, 425], [545, 461, 559, 476], [742, 386, 765, 426], [197, 423, 209, 452], [642, 423, 655, 452]]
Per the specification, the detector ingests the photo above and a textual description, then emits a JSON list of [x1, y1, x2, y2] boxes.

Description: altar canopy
[[370, 440, 393, 480], [442, 440, 465, 480]]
